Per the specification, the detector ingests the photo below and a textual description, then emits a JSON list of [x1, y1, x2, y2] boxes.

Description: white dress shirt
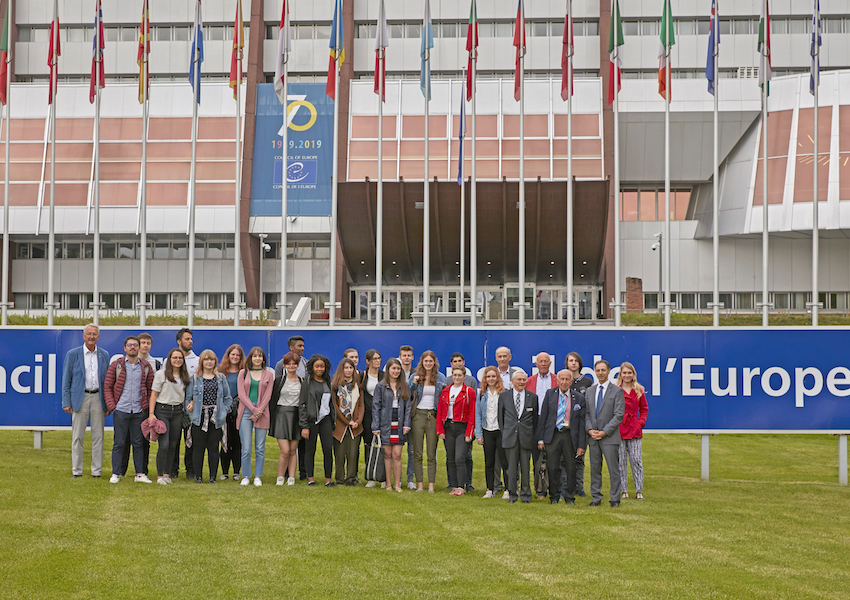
[[84, 346, 99, 390]]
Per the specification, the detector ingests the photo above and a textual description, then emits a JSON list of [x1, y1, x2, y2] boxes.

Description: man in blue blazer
[[585, 360, 625, 507], [536, 369, 586, 505], [62, 324, 110, 478]]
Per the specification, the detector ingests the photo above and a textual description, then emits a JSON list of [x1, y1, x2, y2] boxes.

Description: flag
[[608, 0, 623, 105], [658, 0, 675, 101], [758, 0, 771, 95], [274, 0, 291, 104], [137, 0, 150, 104], [47, 0, 61, 105], [326, 0, 345, 100], [706, 0, 719, 96], [465, 0, 478, 101], [810, 0, 821, 96], [229, 0, 245, 100], [0, 2, 10, 106], [374, 0, 388, 102], [89, 0, 105, 104], [458, 79, 466, 186], [420, 0, 433, 100], [561, 1, 574, 100], [512, 0, 525, 102], [189, 0, 204, 104]]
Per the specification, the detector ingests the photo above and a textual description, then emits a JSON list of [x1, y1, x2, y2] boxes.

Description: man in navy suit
[[585, 360, 625, 507], [62, 324, 110, 478], [537, 370, 586, 504], [498, 370, 538, 504]]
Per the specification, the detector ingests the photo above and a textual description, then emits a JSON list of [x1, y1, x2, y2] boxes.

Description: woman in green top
[[237, 347, 273, 487]]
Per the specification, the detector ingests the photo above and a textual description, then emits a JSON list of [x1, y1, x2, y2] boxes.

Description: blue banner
[[2, 327, 849, 431], [250, 83, 334, 217]]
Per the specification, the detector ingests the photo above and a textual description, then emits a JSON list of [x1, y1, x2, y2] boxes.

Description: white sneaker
[[502, 490, 510, 500], [109, 474, 120, 484], [407, 481, 417, 490], [380, 482, 387, 489], [253, 477, 262, 487], [276, 476, 285, 486], [287, 477, 295, 485], [157, 477, 168, 485], [134, 474, 153, 484], [164, 477, 173, 484], [219, 474, 229, 481], [240, 477, 250, 486], [365, 480, 376, 488], [482, 490, 495, 499]]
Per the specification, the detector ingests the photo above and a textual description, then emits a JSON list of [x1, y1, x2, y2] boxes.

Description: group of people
[[62, 326, 648, 506]]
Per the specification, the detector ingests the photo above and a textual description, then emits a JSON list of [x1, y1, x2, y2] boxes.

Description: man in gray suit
[[498, 370, 539, 504], [585, 360, 625, 507]]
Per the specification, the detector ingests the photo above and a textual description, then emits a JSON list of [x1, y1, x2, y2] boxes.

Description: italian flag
[[608, 0, 623, 105], [0, 2, 9, 106], [758, 0, 771, 95], [465, 0, 478, 101], [658, 0, 675, 101]]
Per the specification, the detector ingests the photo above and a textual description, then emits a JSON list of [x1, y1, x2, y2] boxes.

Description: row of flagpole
[[0, 0, 828, 328]]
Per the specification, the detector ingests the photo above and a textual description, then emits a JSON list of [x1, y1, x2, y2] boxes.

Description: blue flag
[[420, 1, 434, 100], [458, 79, 466, 186], [189, 0, 204, 103], [706, 0, 719, 96], [810, 0, 821, 96]]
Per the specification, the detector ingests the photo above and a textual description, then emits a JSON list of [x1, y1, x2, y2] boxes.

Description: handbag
[[365, 435, 386, 483]]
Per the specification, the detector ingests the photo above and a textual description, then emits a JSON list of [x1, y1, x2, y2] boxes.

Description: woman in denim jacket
[[407, 350, 446, 493], [185, 349, 233, 483]]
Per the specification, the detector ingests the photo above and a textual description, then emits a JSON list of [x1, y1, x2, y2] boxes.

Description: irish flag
[[658, 0, 675, 101], [608, 0, 623, 105], [758, 0, 771, 94]]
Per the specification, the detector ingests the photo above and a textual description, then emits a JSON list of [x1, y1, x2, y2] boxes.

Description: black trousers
[[443, 421, 470, 489], [545, 428, 577, 502], [154, 404, 183, 477], [219, 410, 241, 476], [305, 416, 334, 480], [191, 423, 222, 480], [357, 407, 373, 478], [505, 444, 532, 503], [482, 429, 509, 492], [171, 421, 194, 476]]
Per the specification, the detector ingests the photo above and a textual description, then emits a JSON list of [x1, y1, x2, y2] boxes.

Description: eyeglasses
[[125, 343, 139, 348]]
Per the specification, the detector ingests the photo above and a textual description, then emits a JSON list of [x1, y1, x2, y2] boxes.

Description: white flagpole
[[234, 71, 243, 325], [761, 77, 769, 327], [277, 50, 287, 325], [663, 36, 671, 328], [711, 2, 719, 327], [470, 38, 478, 326], [423, 54, 430, 325], [612, 2, 622, 327], [328, 5, 340, 326], [518, 4, 526, 327], [566, 0, 574, 326], [187, 7, 200, 327], [376, 54, 384, 327], [459, 83, 465, 313], [47, 5, 58, 327], [93, 36, 101, 327], [140, 48, 149, 326], [811, 2, 820, 326], [2, 14, 11, 326]]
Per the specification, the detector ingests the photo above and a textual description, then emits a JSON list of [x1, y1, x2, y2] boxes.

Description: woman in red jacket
[[437, 366, 476, 496], [615, 361, 648, 500]]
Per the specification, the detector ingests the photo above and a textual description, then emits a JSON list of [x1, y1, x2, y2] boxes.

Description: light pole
[[258, 233, 270, 314], [651, 232, 662, 315]]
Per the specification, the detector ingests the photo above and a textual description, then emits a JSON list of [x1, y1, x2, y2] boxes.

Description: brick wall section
[[626, 277, 643, 312]]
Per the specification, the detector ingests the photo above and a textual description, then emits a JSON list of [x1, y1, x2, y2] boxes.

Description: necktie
[[596, 385, 604, 422], [557, 392, 567, 430], [515, 392, 522, 418]]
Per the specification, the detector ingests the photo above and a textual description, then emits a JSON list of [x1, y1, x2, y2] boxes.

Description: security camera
[[651, 243, 660, 251], [262, 244, 271, 252]]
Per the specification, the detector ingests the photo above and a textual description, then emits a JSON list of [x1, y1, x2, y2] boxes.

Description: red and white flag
[[512, 0, 525, 102], [465, 0, 478, 102], [273, 0, 291, 104], [561, 1, 574, 100], [47, 0, 61, 105]]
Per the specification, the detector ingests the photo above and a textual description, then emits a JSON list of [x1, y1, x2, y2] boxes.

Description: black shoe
[[307, 480, 316, 486], [466, 485, 475, 493], [589, 501, 601, 507], [195, 477, 203, 484], [610, 501, 620, 508], [71, 474, 82, 479], [550, 498, 559, 504], [345, 481, 356, 486], [576, 489, 588, 497], [509, 498, 518, 504], [521, 499, 530, 503], [209, 478, 216, 484], [90, 474, 101, 478], [325, 481, 336, 487], [187, 472, 195, 480]]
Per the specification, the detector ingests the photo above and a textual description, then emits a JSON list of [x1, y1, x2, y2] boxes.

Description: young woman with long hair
[[298, 354, 336, 487], [408, 350, 446, 493], [331, 358, 364, 486], [148, 348, 190, 485], [360, 349, 384, 487], [185, 349, 233, 484], [237, 347, 273, 487], [372, 358, 411, 492], [437, 366, 477, 496], [217, 344, 244, 481], [614, 361, 649, 500], [270, 351, 302, 486], [475, 365, 509, 499]]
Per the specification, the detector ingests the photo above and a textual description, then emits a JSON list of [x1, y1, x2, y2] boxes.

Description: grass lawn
[[1, 431, 848, 599]]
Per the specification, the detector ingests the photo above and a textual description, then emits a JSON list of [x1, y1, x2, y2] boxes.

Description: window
[[495, 23, 512, 37], [30, 294, 46, 309], [206, 26, 225, 41], [101, 243, 117, 259], [479, 22, 495, 38], [67, 294, 81, 310], [772, 18, 787, 34], [824, 19, 843, 34], [719, 294, 732, 309], [154, 243, 169, 259], [697, 20, 710, 35], [84, 243, 94, 259], [206, 294, 222, 309], [172, 293, 187, 310], [101, 293, 116, 310], [173, 26, 190, 42], [773, 293, 789, 310], [121, 27, 137, 42], [551, 21, 565, 37], [644, 293, 658, 310], [65, 243, 81, 259], [733, 19, 751, 35], [718, 20, 731, 35], [172, 243, 188, 259], [531, 22, 547, 37], [641, 21, 659, 36], [788, 19, 807, 34], [791, 292, 807, 310], [31, 243, 47, 259], [315, 25, 330, 39], [442, 23, 458, 38], [314, 242, 330, 259], [54, 244, 62, 259], [225, 242, 235, 259], [358, 24, 376, 39], [119, 294, 134, 309], [586, 21, 599, 36], [295, 243, 312, 259], [194, 243, 205, 259], [405, 23, 420, 38], [154, 26, 171, 41], [153, 294, 168, 310], [16, 244, 29, 259], [118, 243, 135, 259], [389, 24, 404, 38], [623, 21, 639, 36], [67, 28, 86, 42], [678, 20, 695, 36], [679, 293, 695, 309], [207, 242, 224, 259], [640, 190, 656, 221]]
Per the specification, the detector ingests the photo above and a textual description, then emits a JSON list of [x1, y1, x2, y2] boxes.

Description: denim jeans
[[111, 409, 145, 476], [239, 410, 267, 479]]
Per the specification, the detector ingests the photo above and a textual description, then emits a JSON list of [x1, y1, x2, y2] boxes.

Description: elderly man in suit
[[585, 359, 625, 507], [498, 370, 538, 504], [537, 369, 586, 505], [62, 323, 110, 479]]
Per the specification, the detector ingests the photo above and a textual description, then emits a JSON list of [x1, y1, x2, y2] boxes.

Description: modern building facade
[[3, 0, 850, 322]]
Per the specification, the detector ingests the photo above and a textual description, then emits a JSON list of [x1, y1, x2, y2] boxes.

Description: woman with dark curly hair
[[299, 354, 336, 487]]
